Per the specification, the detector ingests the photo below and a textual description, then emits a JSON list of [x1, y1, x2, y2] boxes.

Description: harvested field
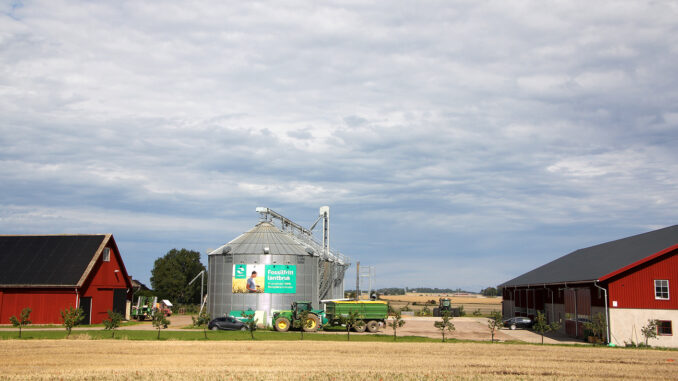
[[380, 293, 502, 315], [0, 339, 675, 380]]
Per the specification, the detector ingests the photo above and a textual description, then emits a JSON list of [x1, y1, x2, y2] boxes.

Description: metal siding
[[608, 250, 678, 309]]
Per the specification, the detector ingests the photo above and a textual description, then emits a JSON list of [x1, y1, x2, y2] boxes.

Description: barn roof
[[208, 221, 314, 256], [500, 225, 678, 287], [0, 234, 112, 287]]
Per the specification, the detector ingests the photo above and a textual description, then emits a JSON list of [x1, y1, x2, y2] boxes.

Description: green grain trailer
[[325, 301, 388, 333]]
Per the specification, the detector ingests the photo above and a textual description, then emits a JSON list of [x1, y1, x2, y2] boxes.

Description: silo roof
[[209, 221, 314, 256]]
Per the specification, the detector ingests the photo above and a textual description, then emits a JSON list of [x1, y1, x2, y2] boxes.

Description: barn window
[[657, 321, 672, 336], [654, 280, 669, 300], [103, 248, 111, 262]]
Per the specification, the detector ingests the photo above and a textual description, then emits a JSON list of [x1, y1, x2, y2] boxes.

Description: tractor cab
[[440, 298, 451, 309], [292, 301, 313, 318]]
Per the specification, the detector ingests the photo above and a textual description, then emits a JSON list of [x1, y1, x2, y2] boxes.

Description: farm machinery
[[433, 298, 460, 317], [131, 296, 172, 320], [324, 300, 388, 332], [272, 301, 326, 332]]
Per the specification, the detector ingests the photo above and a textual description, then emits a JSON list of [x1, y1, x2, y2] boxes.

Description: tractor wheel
[[275, 317, 291, 332], [302, 315, 320, 332], [353, 321, 367, 333], [366, 320, 379, 333], [433, 308, 440, 317]]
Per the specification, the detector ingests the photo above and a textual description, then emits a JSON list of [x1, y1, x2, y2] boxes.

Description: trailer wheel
[[353, 321, 367, 333], [275, 317, 291, 332], [302, 315, 320, 332], [366, 320, 379, 333]]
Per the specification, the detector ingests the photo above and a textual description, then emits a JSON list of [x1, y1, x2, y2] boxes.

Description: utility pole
[[355, 261, 360, 300]]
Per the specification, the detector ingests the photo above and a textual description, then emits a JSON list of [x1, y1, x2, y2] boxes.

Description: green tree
[[458, 305, 466, 316], [583, 312, 607, 343], [192, 310, 211, 339], [341, 311, 364, 341], [641, 319, 658, 346], [434, 312, 455, 342], [293, 309, 313, 340], [9, 307, 31, 338], [60, 307, 84, 338], [152, 311, 170, 340], [103, 310, 123, 338], [481, 287, 498, 297], [150, 248, 206, 304], [487, 311, 503, 343], [241, 311, 258, 340], [532, 311, 561, 345], [388, 310, 406, 342]]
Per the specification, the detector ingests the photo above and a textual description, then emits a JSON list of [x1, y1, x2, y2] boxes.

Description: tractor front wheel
[[303, 315, 320, 332], [366, 320, 379, 333], [275, 317, 291, 332]]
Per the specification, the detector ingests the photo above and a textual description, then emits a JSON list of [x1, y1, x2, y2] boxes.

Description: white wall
[[609, 308, 678, 348]]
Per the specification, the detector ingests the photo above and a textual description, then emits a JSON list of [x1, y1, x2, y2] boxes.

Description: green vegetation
[[241, 311, 258, 340], [583, 312, 607, 344], [641, 319, 658, 346], [487, 311, 503, 342], [434, 312, 455, 342], [481, 287, 498, 297], [150, 248, 206, 304], [60, 307, 84, 338], [191, 311, 211, 339], [340, 310, 364, 341], [532, 311, 561, 345], [152, 312, 170, 340], [9, 307, 31, 338], [292, 308, 310, 340], [388, 310, 405, 342], [103, 310, 123, 338]]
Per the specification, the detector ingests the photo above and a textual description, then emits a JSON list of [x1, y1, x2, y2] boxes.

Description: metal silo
[[208, 207, 350, 325]]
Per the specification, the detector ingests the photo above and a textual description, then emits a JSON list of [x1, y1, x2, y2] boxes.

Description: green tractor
[[433, 298, 452, 317], [272, 301, 325, 332]]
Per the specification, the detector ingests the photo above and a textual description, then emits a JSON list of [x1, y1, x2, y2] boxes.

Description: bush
[[60, 307, 84, 338]]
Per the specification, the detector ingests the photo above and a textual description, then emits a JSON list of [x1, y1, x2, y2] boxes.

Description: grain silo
[[207, 206, 350, 324]]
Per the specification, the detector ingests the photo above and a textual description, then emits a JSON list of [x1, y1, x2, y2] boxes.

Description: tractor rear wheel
[[275, 317, 291, 332], [433, 308, 440, 317], [353, 321, 367, 333], [366, 320, 379, 333], [302, 315, 320, 332]]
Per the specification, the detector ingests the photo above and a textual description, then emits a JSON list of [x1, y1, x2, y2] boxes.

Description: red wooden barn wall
[[607, 250, 678, 309], [80, 241, 131, 324]]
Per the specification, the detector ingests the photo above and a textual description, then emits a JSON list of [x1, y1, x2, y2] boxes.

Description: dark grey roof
[[209, 222, 312, 256], [0, 235, 107, 287], [500, 225, 678, 287]]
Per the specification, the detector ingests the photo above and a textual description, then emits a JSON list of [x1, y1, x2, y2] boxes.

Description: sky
[[1, 1, 677, 292]]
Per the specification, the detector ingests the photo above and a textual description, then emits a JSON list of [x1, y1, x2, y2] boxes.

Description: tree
[[458, 305, 466, 316], [9, 307, 31, 338], [532, 311, 561, 345], [388, 310, 406, 342], [103, 310, 123, 338], [192, 310, 211, 339], [481, 287, 498, 297], [150, 248, 206, 304], [241, 311, 258, 340], [487, 311, 503, 343], [341, 310, 364, 341], [583, 312, 607, 344], [293, 309, 312, 340], [60, 307, 84, 338], [152, 311, 170, 340], [434, 312, 455, 342], [641, 319, 658, 346]]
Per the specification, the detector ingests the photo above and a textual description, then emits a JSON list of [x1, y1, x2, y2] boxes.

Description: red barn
[[500, 225, 677, 348], [0, 234, 133, 325]]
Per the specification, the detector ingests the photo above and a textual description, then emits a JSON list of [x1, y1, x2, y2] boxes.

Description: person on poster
[[247, 271, 259, 293]]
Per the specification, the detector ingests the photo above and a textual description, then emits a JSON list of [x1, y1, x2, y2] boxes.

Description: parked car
[[208, 316, 249, 331], [503, 317, 533, 330]]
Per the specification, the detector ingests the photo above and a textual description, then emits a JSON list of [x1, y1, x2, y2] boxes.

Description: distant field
[[380, 293, 502, 315], [1, 339, 675, 380]]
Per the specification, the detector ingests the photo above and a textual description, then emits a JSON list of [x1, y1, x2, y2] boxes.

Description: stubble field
[[0, 339, 675, 380]]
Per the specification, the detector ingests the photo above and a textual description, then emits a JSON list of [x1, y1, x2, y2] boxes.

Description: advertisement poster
[[232, 264, 296, 294]]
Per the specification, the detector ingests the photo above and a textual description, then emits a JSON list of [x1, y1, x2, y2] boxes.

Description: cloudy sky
[[2, 1, 677, 291]]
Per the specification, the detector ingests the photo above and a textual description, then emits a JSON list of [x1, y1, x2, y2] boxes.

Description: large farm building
[[0, 234, 132, 325], [500, 225, 678, 347]]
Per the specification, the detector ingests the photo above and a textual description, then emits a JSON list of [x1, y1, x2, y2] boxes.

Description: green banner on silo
[[264, 265, 296, 293]]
